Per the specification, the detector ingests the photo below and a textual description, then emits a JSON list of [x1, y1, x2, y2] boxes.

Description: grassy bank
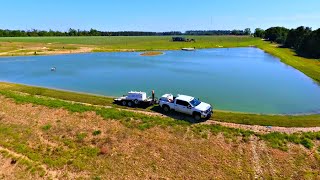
[[1, 87, 320, 149], [1, 93, 319, 179], [1, 82, 320, 127]]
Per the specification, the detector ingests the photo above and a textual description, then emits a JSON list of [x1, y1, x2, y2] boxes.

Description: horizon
[[1, 0, 319, 32]]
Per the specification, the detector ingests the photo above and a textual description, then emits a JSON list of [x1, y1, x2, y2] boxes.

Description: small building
[[172, 37, 186, 42]]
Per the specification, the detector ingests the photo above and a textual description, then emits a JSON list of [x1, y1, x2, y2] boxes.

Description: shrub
[[300, 138, 313, 149], [41, 124, 52, 131], [92, 130, 101, 136], [76, 133, 87, 142]]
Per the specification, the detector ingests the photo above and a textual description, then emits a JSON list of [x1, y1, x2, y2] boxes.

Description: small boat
[[181, 47, 195, 51], [51, 67, 56, 71]]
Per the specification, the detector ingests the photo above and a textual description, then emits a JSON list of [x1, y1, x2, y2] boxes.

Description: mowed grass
[[1, 82, 320, 127], [0, 36, 260, 50], [1, 99, 319, 179]]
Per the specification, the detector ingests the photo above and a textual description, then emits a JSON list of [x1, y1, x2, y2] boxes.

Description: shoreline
[[1, 81, 320, 117]]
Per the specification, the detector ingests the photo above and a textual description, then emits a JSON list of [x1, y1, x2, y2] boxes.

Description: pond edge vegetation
[[1, 88, 320, 152]]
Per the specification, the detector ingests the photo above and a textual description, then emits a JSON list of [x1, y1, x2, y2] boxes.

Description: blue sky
[[0, 0, 319, 32]]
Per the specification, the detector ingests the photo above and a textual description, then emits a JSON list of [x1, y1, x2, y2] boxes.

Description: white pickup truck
[[159, 94, 213, 121]]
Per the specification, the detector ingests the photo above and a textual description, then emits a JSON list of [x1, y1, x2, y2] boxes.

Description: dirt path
[[202, 120, 320, 134], [4, 94, 320, 134]]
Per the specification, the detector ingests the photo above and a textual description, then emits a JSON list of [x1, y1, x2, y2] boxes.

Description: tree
[[244, 28, 251, 35], [254, 28, 265, 38], [298, 28, 320, 58], [285, 26, 312, 49], [264, 27, 289, 44], [68, 28, 77, 36]]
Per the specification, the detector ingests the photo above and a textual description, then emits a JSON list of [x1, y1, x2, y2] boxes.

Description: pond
[[1, 47, 320, 114]]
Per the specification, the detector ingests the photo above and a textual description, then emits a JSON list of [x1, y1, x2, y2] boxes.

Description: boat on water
[[181, 47, 196, 51]]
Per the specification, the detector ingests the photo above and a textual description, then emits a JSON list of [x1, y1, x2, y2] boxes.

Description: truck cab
[[159, 94, 213, 121]]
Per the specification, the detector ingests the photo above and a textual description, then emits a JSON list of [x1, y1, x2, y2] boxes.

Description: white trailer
[[114, 91, 157, 107]]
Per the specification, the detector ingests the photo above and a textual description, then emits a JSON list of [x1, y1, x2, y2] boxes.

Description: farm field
[[0, 36, 320, 179]]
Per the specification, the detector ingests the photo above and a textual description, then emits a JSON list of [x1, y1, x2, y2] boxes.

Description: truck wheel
[[122, 100, 127, 106], [193, 113, 201, 122], [162, 105, 170, 113], [134, 99, 139, 105], [127, 101, 133, 107]]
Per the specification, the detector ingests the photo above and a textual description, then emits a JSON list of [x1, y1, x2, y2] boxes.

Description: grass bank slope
[[1, 82, 320, 127], [0, 93, 320, 179]]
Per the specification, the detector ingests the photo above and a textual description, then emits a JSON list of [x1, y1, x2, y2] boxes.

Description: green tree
[[68, 28, 77, 36], [244, 28, 251, 35], [298, 28, 320, 58], [265, 27, 289, 44], [285, 26, 312, 49], [254, 28, 265, 38]]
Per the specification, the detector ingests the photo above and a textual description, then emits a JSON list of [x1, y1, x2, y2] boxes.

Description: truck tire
[[122, 100, 127, 106], [134, 99, 139, 105], [193, 112, 201, 122], [162, 105, 170, 113], [127, 101, 133, 107]]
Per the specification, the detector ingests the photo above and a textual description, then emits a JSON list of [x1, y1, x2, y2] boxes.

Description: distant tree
[[231, 29, 245, 35], [68, 28, 77, 36], [285, 26, 312, 49], [27, 29, 39, 37], [298, 28, 320, 58], [265, 27, 289, 44], [244, 28, 251, 35], [89, 28, 101, 36], [254, 28, 265, 38]]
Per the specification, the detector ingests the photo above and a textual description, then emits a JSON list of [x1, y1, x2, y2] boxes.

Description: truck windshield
[[190, 98, 201, 107]]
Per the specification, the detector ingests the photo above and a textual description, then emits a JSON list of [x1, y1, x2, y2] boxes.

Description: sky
[[0, 0, 319, 32]]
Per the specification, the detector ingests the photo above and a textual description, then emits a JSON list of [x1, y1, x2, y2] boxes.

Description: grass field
[[0, 36, 259, 50], [1, 87, 320, 179], [1, 36, 320, 179]]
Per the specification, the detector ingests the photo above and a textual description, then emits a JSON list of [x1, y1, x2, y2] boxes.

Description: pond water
[[1, 47, 320, 114]]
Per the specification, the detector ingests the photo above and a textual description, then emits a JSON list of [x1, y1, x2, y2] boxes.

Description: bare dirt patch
[[0, 42, 94, 56], [140, 51, 163, 56]]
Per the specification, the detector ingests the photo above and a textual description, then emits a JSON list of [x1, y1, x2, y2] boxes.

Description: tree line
[[254, 26, 320, 58], [0, 28, 252, 37], [185, 29, 251, 35]]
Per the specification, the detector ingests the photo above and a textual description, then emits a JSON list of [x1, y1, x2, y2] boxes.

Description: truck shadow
[[149, 106, 208, 124]]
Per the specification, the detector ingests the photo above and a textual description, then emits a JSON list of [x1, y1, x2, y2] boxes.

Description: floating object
[[181, 47, 196, 51], [51, 67, 56, 71]]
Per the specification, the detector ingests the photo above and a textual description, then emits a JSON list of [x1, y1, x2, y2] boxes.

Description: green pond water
[[1, 47, 320, 114]]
